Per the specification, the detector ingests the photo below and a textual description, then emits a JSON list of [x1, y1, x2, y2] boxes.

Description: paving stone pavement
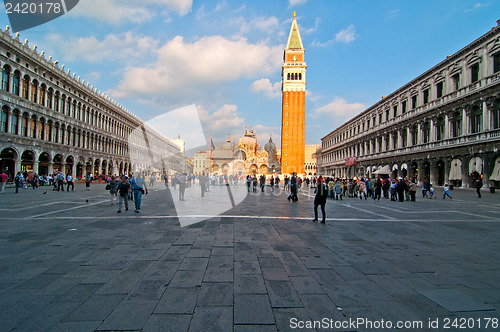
[[0, 183, 499, 331]]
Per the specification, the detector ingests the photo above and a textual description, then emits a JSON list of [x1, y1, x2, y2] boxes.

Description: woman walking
[[312, 177, 328, 224]]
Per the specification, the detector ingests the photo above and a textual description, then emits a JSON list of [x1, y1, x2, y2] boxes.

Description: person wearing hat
[[312, 176, 328, 223]]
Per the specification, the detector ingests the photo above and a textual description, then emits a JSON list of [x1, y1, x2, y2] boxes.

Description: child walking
[[443, 184, 453, 199]]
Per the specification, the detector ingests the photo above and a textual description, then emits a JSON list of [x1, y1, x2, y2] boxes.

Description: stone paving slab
[[0, 183, 499, 331]]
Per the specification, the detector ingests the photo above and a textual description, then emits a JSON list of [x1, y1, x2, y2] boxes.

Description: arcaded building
[[318, 20, 500, 188], [0, 27, 184, 179]]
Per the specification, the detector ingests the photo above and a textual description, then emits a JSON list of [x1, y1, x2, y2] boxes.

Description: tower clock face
[[292, 55, 297, 61]]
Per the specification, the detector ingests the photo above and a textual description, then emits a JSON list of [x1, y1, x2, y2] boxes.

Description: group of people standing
[[107, 173, 148, 213]]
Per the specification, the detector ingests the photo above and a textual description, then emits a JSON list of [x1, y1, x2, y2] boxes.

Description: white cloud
[[85, 71, 101, 82], [301, 17, 321, 35], [251, 78, 281, 99], [198, 104, 245, 135], [314, 97, 366, 122], [44, 32, 159, 63], [228, 15, 280, 35], [335, 24, 357, 44], [113, 35, 282, 99], [253, 124, 281, 149], [464, 2, 487, 12], [69, 0, 192, 24], [288, 0, 308, 7], [310, 39, 333, 47], [386, 9, 399, 19]]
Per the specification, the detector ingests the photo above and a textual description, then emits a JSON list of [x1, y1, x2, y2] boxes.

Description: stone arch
[[21, 149, 36, 172], [65, 155, 74, 175], [38, 152, 51, 175], [0, 147, 18, 178], [53, 154, 64, 172]]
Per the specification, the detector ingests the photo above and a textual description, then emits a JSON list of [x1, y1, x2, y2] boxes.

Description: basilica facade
[[0, 27, 185, 180], [318, 20, 500, 188], [194, 129, 280, 176]]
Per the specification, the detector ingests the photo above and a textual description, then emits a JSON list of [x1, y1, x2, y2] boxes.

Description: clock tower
[[281, 12, 306, 175]]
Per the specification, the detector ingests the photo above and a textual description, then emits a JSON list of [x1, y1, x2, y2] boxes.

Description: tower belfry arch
[[281, 11, 307, 174]]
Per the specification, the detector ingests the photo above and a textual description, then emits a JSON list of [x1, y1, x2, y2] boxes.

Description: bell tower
[[281, 11, 306, 175]]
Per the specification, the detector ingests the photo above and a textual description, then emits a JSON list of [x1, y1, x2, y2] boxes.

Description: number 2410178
[[5, 2, 62, 14]]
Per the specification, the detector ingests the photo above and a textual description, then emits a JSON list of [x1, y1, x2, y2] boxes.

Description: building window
[[436, 117, 445, 140], [401, 129, 407, 148], [11, 112, 18, 134], [367, 120, 370, 128], [452, 113, 461, 138], [12, 72, 20, 96], [1, 66, 10, 92], [30, 80, 38, 102], [470, 63, 479, 83], [0, 108, 8, 133], [22, 76, 29, 99], [436, 82, 443, 98], [492, 108, 500, 129], [452, 73, 460, 91], [21, 115, 28, 136], [385, 109, 389, 121], [494, 53, 500, 73], [422, 123, 430, 144], [411, 127, 418, 145], [423, 89, 429, 104], [470, 109, 482, 134], [411, 95, 417, 109], [402, 101, 407, 114], [393, 105, 398, 117]]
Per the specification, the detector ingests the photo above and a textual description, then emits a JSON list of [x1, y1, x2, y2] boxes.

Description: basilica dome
[[238, 130, 257, 150], [264, 137, 277, 153]]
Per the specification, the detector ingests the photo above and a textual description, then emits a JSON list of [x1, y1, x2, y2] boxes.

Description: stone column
[[482, 155, 490, 189], [462, 107, 468, 136], [444, 158, 450, 185], [483, 99, 490, 132], [34, 161, 40, 174], [417, 123, 422, 145], [15, 160, 21, 176], [48, 162, 53, 175], [461, 156, 469, 188], [430, 118, 436, 142], [417, 160, 424, 185], [444, 113, 450, 139], [429, 160, 437, 185]]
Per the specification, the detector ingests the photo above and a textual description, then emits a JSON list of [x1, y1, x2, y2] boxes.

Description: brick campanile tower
[[281, 11, 306, 175]]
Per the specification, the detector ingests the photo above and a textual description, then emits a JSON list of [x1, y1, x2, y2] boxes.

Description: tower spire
[[286, 12, 304, 50]]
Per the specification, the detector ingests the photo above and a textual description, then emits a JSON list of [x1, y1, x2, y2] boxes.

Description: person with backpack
[[108, 175, 120, 205], [130, 173, 148, 213], [288, 172, 299, 202], [14, 172, 23, 194], [116, 176, 131, 213]]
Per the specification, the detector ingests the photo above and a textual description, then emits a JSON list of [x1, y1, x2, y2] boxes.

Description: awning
[[490, 156, 500, 181], [469, 157, 483, 174], [392, 164, 398, 171], [401, 163, 408, 170], [373, 165, 392, 175], [449, 158, 462, 181]]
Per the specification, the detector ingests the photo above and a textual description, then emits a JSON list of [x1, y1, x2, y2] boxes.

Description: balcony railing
[[323, 72, 500, 148]]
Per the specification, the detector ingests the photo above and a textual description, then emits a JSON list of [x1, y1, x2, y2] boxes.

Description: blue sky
[[1, 0, 499, 152]]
